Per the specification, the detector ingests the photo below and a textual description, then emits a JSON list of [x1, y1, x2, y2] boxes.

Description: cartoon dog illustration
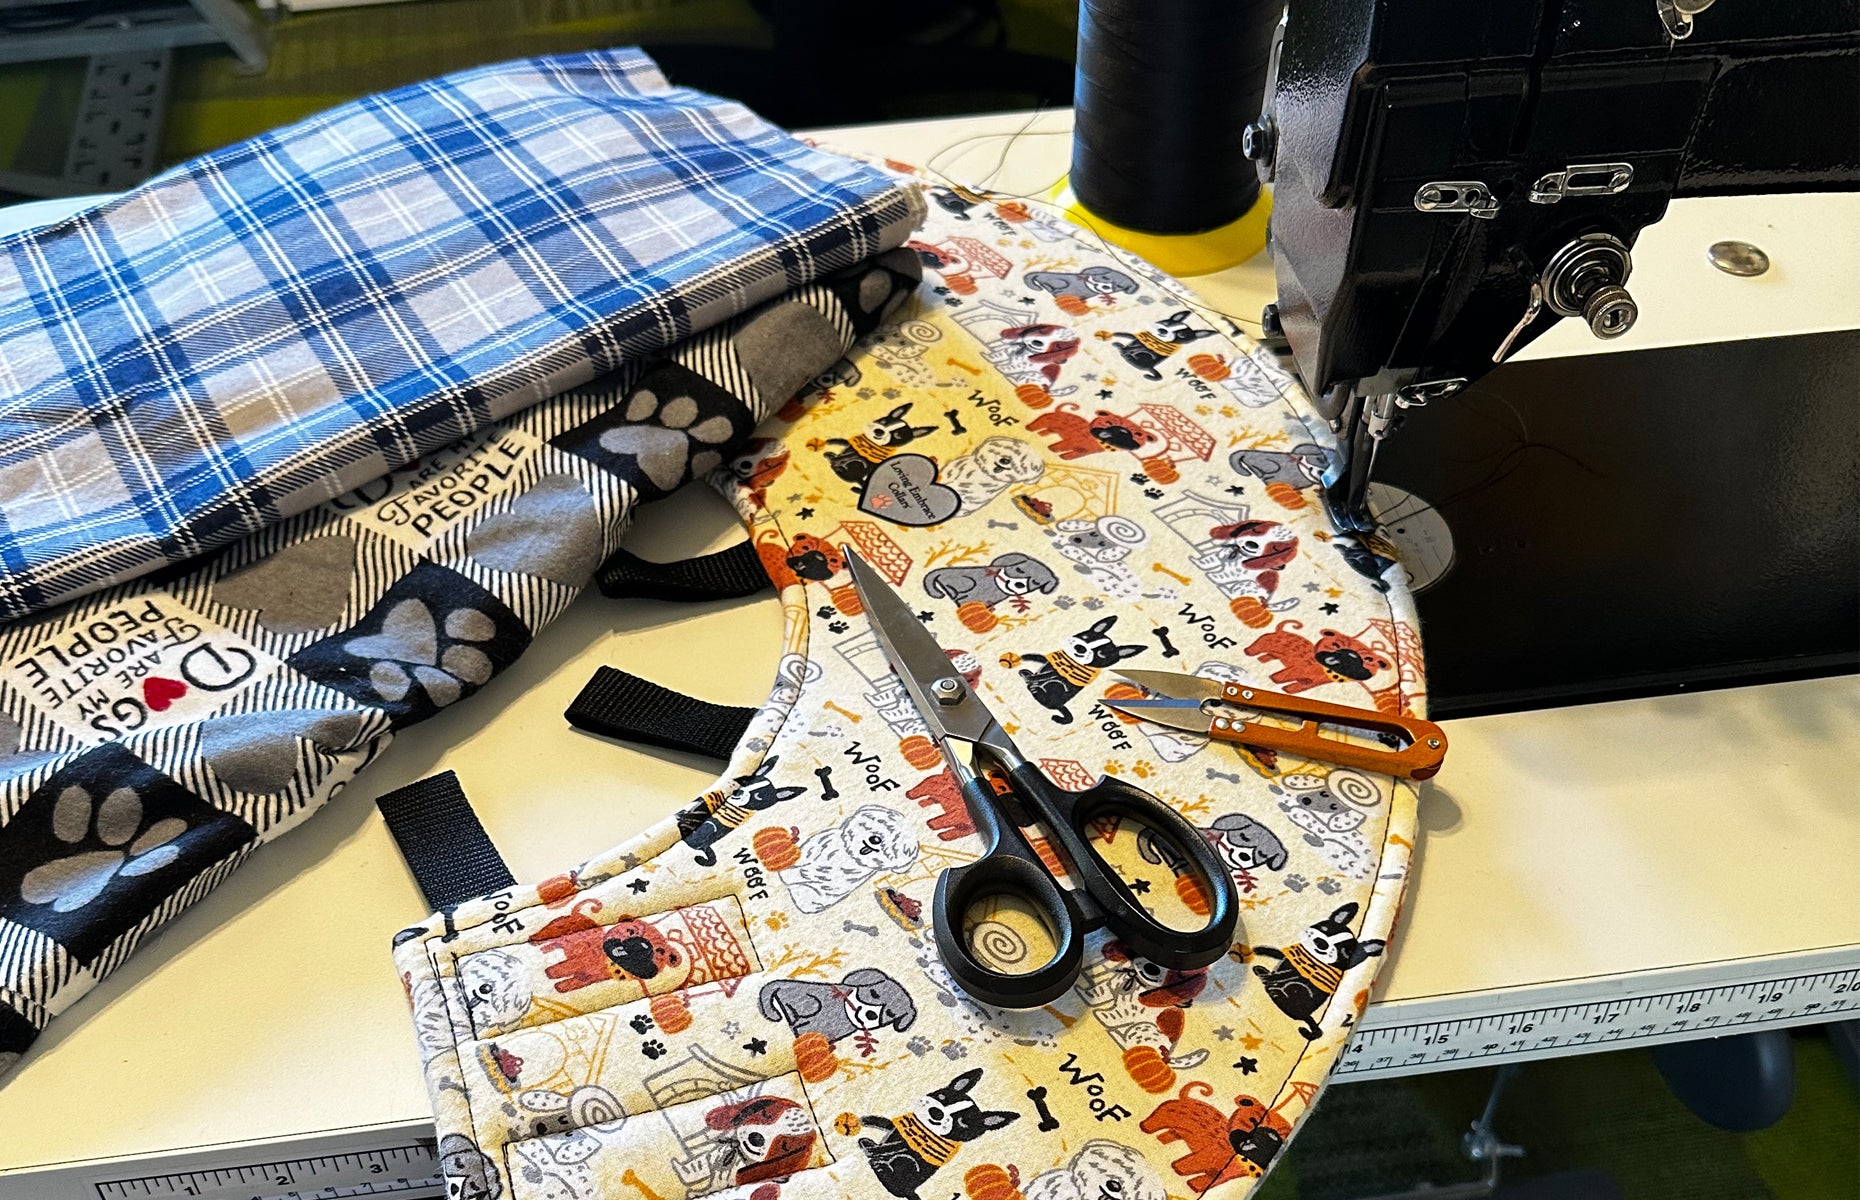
[[818, 403, 940, 490], [777, 804, 919, 913], [728, 437, 789, 505], [1140, 1083, 1292, 1190], [1229, 443, 1332, 506], [940, 436, 1046, 511], [1023, 1140, 1167, 1200], [1017, 614, 1145, 724], [1048, 514, 1150, 598], [1075, 943, 1211, 1086], [759, 968, 917, 1054], [1098, 311, 1219, 380], [438, 1133, 502, 1200], [504, 1085, 628, 1199], [1275, 770, 1381, 880], [1207, 813, 1290, 872], [1333, 531, 1399, 593], [457, 948, 531, 1033], [990, 323, 1084, 394], [1253, 901, 1385, 1039], [679, 1095, 819, 1190], [930, 184, 985, 220], [527, 907, 687, 994], [1027, 402, 1157, 460], [924, 552, 1059, 611], [857, 1067, 1019, 1200], [678, 756, 807, 866], [1025, 266, 1139, 304], [1247, 620, 1394, 694]]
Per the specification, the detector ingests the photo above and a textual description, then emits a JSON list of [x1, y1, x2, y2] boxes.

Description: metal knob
[[1583, 285, 1638, 338], [931, 676, 964, 705]]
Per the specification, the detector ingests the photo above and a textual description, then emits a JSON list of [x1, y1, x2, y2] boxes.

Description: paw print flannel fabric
[[0, 245, 926, 1080], [0, 48, 920, 623], [394, 166, 1430, 1200]]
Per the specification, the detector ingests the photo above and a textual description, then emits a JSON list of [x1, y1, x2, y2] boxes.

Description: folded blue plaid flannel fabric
[[0, 48, 922, 623]]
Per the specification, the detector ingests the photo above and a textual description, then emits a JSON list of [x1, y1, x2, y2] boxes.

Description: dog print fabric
[[0, 250, 925, 1081], [394, 164, 1428, 1200]]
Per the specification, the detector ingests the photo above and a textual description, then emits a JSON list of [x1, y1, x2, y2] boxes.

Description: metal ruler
[[1338, 947, 1859, 1081]]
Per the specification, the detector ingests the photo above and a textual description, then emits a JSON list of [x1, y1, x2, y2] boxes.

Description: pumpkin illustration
[[1027, 836, 1066, 877], [1054, 293, 1091, 318], [752, 826, 802, 872], [1123, 1044, 1176, 1094], [899, 735, 943, 770], [1176, 873, 1211, 916], [1188, 352, 1231, 382], [965, 1164, 1023, 1200], [649, 992, 692, 1035], [956, 599, 998, 633], [1230, 595, 1273, 628], [794, 1030, 838, 1083], [1265, 480, 1308, 509], [1101, 681, 1148, 725], [1139, 454, 1180, 484], [995, 201, 1032, 223], [829, 582, 863, 616], [1015, 382, 1055, 410], [943, 272, 979, 295]]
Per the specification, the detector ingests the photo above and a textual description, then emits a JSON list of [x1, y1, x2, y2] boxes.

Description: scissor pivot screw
[[932, 676, 964, 705], [1427, 738, 1442, 749]]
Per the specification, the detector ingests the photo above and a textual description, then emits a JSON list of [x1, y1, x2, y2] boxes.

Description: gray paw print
[[1316, 877, 1342, 895], [940, 1041, 969, 1060], [907, 1036, 933, 1057], [1081, 596, 1105, 611], [1284, 873, 1308, 893], [20, 785, 184, 912], [599, 389, 735, 492], [344, 598, 494, 708]]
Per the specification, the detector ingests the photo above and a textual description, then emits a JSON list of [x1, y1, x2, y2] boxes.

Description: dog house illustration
[[911, 235, 1013, 295], [1360, 617, 1426, 715], [835, 628, 942, 769], [1008, 462, 1120, 526], [1128, 403, 1217, 484], [1153, 490, 1295, 627], [643, 1043, 771, 1111], [1185, 345, 1285, 409]]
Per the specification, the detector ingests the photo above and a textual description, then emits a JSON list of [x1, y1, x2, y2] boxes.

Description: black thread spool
[[1071, 0, 1279, 243]]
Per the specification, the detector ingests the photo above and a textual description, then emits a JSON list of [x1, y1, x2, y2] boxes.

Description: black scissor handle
[[1008, 762, 1239, 972], [933, 774, 1086, 1009]]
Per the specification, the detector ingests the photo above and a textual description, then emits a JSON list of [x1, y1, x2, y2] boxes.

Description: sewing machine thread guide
[[92, 1144, 439, 1200]]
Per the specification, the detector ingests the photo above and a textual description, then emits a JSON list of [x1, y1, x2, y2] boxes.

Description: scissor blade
[[1101, 699, 1214, 736], [845, 549, 994, 746], [1111, 668, 1227, 702]]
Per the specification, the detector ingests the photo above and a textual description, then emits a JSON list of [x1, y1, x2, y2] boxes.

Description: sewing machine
[[1253, 0, 1860, 716]]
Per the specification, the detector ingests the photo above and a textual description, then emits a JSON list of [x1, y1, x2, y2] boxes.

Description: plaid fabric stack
[[0, 49, 924, 1082], [0, 47, 919, 622]]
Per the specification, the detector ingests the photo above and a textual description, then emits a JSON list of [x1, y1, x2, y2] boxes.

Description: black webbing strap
[[566, 666, 756, 760], [375, 771, 516, 911], [595, 541, 771, 602]]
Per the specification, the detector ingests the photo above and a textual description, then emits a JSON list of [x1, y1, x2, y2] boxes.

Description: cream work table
[[1, 110, 1855, 1198]]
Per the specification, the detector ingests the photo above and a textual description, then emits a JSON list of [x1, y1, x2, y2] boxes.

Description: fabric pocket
[[453, 894, 760, 1038], [502, 1069, 833, 1200]]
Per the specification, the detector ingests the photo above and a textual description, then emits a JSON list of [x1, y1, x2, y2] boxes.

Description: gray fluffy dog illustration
[[759, 968, 918, 1046]]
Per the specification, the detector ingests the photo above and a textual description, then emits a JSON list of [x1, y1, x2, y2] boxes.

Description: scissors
[[846, 549, 1239, 1009], [1104, 670, 1448, 781]]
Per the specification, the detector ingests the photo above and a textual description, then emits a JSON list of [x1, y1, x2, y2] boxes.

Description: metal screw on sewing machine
[[1708, 240, 1770, 277], [932, 676, 963, 705], [1584, 285, 1638, 338], [1539, 233, 1639, 341], [1242, 119, 1276, 164]]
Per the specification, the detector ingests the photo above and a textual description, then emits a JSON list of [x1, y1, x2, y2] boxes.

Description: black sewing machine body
[[1257, 0, 1860, 716]]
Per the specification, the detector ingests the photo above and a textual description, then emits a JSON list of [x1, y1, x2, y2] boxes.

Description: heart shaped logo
[[858, 454, 961, 527], [142, 676, 188, 712]]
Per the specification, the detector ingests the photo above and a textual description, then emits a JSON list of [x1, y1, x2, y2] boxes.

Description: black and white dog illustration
[[819, 403, 940, 489], [1101, 311, 1219, 380], [1018, 614, 1145, 724], [857, 1067, 1019, 1200], [677, 756, 806, 866], [1229, 443, 1333, 493], [923, 552, 1059, 610], [759, 968, 917, 1053], [1333, 532, 1399, 593], [1252, 902, 1385, 1039], [1025, 266, 1138, 302]]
